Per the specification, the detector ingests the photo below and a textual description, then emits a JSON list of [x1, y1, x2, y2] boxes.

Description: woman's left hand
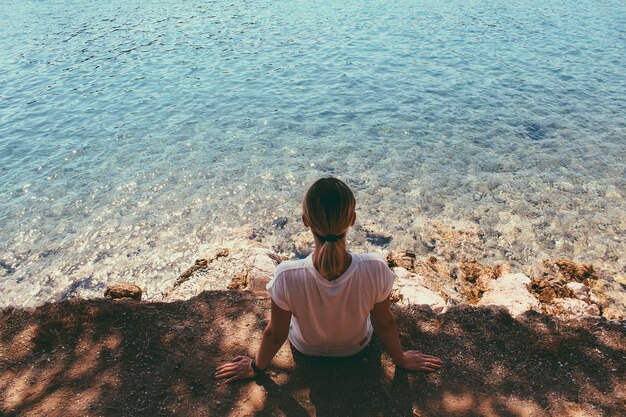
[[215, 356, 257, 383]]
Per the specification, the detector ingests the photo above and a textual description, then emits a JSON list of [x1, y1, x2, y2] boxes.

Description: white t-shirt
[[266, 252, 396, 357]]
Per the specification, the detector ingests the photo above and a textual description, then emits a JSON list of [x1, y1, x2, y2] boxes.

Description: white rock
[[477, 273, 540, 317], [395, 284, 447, 313], [565, 282, 590, 303], [552, 298, 601, 318], [392, 267, 411, 280], [392, 269, 447, 312], [393, 269, 428, 288], [246, 248, 281, 291]]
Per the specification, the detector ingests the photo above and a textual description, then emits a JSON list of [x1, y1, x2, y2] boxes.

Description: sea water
[[1, 0, 624, 307]]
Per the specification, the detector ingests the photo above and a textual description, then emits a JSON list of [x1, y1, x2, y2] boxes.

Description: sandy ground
[[0, 291, 624, 417]]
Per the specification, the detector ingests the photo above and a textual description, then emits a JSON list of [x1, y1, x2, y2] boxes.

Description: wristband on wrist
[[251, 358, 266, 374]]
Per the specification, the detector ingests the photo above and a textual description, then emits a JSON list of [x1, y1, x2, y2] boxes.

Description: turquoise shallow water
[[1, 0, 625, 306]]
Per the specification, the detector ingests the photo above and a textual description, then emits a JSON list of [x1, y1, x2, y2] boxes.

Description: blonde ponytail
[[316, 240, 342, 279], [302, 177, 356, 279]]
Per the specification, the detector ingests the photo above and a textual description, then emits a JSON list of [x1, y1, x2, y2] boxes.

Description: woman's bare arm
[[370, 296, 443, 372], [215, 300, 291, 382], [255, 300, 292, 369]]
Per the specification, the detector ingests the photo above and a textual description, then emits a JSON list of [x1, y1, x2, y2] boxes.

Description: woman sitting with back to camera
[[216, 177, 443, 382]]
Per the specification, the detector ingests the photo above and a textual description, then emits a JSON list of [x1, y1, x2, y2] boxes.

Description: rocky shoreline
[[131, 241, 624, 323], [3, 217, 624, 320], [2, 214, 624, 310]]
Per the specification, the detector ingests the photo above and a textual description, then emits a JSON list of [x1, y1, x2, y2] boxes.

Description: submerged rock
[[105, 283, 142, 301], [523, 122, 548, 141], [417, 220, 484, 261], [174, 248, 230, 288], [247, 228, 268, 242], [365, 231, 392, 247], [0, 260, 16, 274], [272, 217, 288, 229], [292, 231, 314, 258], [164, 247, 245, 301], [477, 273, 540, 317], [61, 276, 99, 301], [179, 259, 209, 280]]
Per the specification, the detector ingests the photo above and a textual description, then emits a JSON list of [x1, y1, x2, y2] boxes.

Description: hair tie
[[315, 233, 344, 243]]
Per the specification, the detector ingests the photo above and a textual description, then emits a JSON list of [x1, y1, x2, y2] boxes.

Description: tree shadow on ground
[[0, 292, 261, 416], [0, 292, 624, 416]]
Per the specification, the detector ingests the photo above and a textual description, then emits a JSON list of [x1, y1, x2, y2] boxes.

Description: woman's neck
[[311, 239, 352, 281]]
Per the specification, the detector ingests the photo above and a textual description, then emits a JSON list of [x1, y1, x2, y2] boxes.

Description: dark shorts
[[289, 336, 381, 367]]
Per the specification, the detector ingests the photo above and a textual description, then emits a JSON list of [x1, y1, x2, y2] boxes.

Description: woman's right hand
[[215, 356, 257, 383], [398, 350, 443, 372]]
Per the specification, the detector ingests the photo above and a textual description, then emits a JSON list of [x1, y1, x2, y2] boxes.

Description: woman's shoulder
[[353, 253, 396, 286], [354, 252, 387, 266], [274, 257, 310, 278], [267, 257, 309, 293]]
